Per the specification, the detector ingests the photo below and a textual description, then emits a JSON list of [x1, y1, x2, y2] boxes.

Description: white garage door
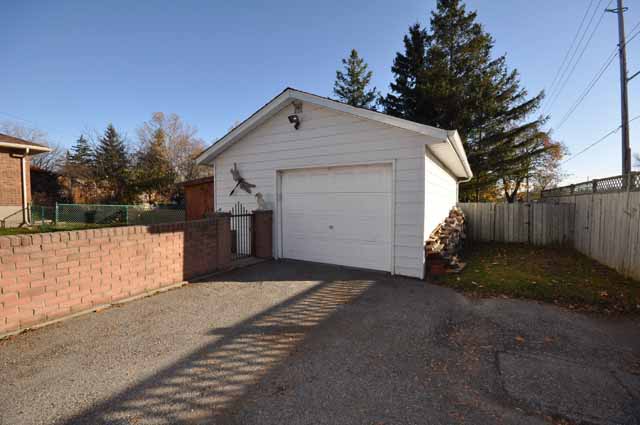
[[281, 163, 392, 271]]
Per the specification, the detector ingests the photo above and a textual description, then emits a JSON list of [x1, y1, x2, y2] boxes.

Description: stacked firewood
[[425, 207, 466, 275]]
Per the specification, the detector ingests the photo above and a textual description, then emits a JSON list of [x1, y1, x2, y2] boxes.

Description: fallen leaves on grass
[[438, 243, 640, 315]]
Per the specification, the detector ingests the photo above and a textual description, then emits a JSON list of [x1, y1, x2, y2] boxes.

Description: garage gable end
[[196, 88, 472, 180]]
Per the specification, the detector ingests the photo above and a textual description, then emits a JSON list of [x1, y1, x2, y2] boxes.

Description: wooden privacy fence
[[458, 202, 575, 245], [458, 193, 640, 281], [546, 191, 640, 282]]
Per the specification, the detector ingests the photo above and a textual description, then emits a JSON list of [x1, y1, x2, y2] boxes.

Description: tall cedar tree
[[382, 0, 550, 201], [333, 49, 378, 108], [93, 124, 131, 203], [134, 128, 176, 203]]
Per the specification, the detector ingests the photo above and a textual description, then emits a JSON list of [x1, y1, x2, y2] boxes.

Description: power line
[[545, 0, 613, 114], [554, 49, 618, 129], [625, 21, 640, 44], [0, 111, 37, 125], [561, 114, 640, 164], [544, 0, 608, 112], [553, 19, 640, 130], [542, 0, 597, 111], [0, 111, 70, 145]]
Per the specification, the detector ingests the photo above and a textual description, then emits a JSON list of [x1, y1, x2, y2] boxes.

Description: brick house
[[0, 133, 51, 227]]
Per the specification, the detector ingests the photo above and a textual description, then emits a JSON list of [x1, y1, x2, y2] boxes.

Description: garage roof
[[196, 88, 472, 179]]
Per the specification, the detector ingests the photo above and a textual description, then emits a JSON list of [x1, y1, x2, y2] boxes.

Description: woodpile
[[425, 206, 466, 275]]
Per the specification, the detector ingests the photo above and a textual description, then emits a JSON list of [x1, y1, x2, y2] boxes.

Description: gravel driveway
[[1, 260, 639, 425]]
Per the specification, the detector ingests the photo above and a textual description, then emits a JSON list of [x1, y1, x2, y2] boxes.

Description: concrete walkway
[[1, 260, 639, 424]]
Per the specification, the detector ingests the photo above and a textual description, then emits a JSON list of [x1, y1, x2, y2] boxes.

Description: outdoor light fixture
[[288, 114, 301, 130]]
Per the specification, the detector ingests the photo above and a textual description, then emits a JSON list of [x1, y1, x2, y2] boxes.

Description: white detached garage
[[196, 88, 472, 279]]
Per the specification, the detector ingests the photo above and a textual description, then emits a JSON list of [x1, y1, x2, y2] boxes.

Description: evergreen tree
[[383, 0, 551, 201], [134, 127, 176, 203], [93, 124, 131, 203], [63, 134, 94, 186], [67, 135, 93, 165], [333, 49, 378, 108], [380, 24, 428, 120]]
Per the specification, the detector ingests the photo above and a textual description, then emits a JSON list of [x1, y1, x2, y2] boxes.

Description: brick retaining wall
[[0, 216, 231, 334]]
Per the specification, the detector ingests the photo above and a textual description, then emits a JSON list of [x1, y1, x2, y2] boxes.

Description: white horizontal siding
[[215, 102, 426, 278], [424, 148, 458, 241]]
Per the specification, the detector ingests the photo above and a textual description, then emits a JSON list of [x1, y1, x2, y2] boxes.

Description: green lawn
[[0, 223, 120, 236], [439, 243, 640, 314]]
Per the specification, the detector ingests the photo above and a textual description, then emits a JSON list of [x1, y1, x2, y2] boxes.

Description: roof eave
[[446, 130, 473, 179], [0, 141, 52, 153]]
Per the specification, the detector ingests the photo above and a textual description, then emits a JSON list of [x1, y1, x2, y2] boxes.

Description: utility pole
[[608, 0, 632, 174]]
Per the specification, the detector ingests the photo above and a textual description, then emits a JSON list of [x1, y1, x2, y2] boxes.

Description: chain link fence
[[30, 203, 185, 227]]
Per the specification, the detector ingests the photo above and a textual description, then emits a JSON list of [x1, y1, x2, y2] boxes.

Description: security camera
[[288, 114, 301, 130]]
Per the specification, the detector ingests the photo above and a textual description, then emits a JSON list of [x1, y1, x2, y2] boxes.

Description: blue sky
[[1, 0, 638, 184]]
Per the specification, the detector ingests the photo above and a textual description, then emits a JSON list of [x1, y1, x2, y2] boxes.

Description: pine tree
[[384, 0, 552, 201], [93, 124, 131, 203], [68, 135, 93, 165], [333, 49, 378, 109], [380, 24, 428, 120], [134, 127, 176, 203], [63, 134, 94, 189]]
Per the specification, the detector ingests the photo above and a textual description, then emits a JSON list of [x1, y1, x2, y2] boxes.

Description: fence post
[[527, 203, 532, 244], [125, 205, 129, 225], [492, 203, 497, 242], [252, 210, 273, 258], [54, 203, 59, 225], [215, 213, 232, 269]]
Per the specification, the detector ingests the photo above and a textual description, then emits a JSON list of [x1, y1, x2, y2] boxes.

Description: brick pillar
[[215, 213, 232, 269], [252, 210, 273, 259]]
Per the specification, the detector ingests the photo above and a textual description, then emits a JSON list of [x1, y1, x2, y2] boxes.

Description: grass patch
[[439, 243, 640, 314], [0, 223, 120, 236]]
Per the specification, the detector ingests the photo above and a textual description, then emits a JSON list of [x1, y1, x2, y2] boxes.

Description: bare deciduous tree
[[0, 121, 66, 172], [530, 140, 568, 192], [137, 113, 211, 182]]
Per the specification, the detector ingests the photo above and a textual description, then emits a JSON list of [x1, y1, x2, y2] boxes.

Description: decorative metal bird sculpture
[[229, 163, 256, 195], [255, 192, 267, 210]]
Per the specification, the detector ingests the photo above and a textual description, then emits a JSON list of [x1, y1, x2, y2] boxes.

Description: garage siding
[[214, 102, 426, 278], [424, 148, 458, 241]]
